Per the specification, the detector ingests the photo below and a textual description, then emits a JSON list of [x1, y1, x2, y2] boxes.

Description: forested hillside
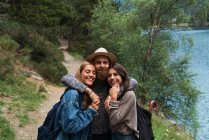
[[1, 0, 209, 139]]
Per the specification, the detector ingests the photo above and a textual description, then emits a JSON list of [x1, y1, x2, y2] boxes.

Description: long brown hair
[[110, 63, 130, 93], [75, 61, 93, 110]]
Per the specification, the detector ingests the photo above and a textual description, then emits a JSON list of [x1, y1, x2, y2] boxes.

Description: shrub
[[0, 34, 19, 52], [29, 38, 67, 83], [0, 57, 14, 80], [35, 58, 67, 83], [0, 21, 25, 41], [30, 39, 64, 62], [0, 20, 66, 83]]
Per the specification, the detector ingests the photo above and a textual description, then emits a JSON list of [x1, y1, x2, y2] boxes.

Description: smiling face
[[80, 64, 96, 86], [107, 68, 122, 87], [93, 56, 110, 80], [76, 61, 96, 86], [107, 63, 130, 92]]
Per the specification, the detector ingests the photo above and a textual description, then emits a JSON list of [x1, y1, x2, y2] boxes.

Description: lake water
[[172, 29, 209, 140]]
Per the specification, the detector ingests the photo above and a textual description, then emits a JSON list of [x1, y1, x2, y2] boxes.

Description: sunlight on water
[[172, 29, 209, 140]]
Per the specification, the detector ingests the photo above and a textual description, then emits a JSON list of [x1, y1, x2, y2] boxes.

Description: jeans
[[111, 131, 137, 140]]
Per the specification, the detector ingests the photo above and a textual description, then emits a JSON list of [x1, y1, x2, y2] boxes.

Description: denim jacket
[[54, 89, 97, 140]]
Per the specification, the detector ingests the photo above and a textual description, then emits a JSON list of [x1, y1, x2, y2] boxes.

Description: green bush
[[67, 40, 87, 57], [30, 39, 64, 62], [0, 57, 14, 80], [29, 38, 67, 83], [36, 58, 67, 83], [0, 20, 67, 84], [35, 26, 71, 44], [21, 48, 32, 66], [0, 34, 19, 52], [0, 21, 26, 42]]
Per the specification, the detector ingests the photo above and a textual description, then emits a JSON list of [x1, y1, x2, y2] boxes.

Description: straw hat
[[86, 47, 116, 64]]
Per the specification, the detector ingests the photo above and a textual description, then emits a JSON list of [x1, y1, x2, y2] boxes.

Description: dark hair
[[110, 63, 130, 92]]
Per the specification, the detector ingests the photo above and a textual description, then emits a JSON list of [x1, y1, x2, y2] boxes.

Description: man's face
[[93, 56, 110, 80]]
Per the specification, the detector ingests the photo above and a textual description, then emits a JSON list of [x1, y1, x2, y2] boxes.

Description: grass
[[0, 74, 46, 139], [15, 113, 29, 127], [1, 75, 45, 110], [0, 101, 15, 140], [0, 116, 15, 140], [152, 114, 194, 140]]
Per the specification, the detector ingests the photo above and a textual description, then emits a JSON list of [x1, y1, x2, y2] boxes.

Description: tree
[[65, 0, 98, 56], [8, 0, 75, 27], [189, 0, 209, 26], [7, 0, 76, 43]]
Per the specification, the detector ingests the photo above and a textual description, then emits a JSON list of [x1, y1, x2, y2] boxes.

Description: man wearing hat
[[86, 47, 116, 81], [61, 47, 137, 140]]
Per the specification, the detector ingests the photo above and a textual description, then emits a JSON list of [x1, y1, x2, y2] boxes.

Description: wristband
[[89, 90, 93, 95]]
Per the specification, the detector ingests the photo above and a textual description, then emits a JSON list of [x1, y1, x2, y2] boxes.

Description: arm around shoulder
[[129, 77, 138, 91], [61, 74, 87, 93]]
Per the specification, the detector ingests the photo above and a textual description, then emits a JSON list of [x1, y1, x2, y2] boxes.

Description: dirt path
[[13, 39, 83, 140], [60, 39, 83, 75]]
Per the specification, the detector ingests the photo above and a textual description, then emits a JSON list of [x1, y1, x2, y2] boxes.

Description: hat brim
[[86, 52, 116, 64]]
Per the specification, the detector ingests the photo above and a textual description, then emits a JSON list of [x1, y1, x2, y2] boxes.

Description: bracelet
[[89, 90, 93, 95]]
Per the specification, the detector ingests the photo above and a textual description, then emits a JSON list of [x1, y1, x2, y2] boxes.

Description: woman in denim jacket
[[54, 61, 100, 140]]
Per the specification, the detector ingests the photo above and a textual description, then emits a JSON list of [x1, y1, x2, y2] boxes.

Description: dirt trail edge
[[14, 39, 83, 140]]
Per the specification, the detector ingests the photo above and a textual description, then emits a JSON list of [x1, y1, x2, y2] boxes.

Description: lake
[[172, 29, 209, 140]]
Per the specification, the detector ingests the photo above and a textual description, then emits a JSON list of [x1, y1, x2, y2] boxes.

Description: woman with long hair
[[54, 61, 100, 140], [105, 63, 139, 140]]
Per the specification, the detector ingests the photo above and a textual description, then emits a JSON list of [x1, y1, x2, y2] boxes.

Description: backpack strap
[[117, 91, 125, 100], [117, 89, 132, 100], [60, 87, 72, 100]]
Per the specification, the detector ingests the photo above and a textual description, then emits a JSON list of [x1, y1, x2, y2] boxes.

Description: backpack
[[37, 88, 70, 140], [118, 92, 155, 140], [137, 104, 154, 140]]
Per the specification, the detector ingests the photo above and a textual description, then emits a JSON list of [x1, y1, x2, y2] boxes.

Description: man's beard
[[96, 68, 108, 80]]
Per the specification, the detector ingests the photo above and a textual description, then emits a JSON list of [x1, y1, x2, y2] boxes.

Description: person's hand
[[84, 87, 100, 103], [89, 91, 100, 103], [88, 90, 100, 111], [91, 99, 100, 111], [104, 95, 111, 111], [109, 85, 120, 101]]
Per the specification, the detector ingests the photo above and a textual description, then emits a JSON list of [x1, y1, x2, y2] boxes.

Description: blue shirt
[[54, 89, 97, 140]]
